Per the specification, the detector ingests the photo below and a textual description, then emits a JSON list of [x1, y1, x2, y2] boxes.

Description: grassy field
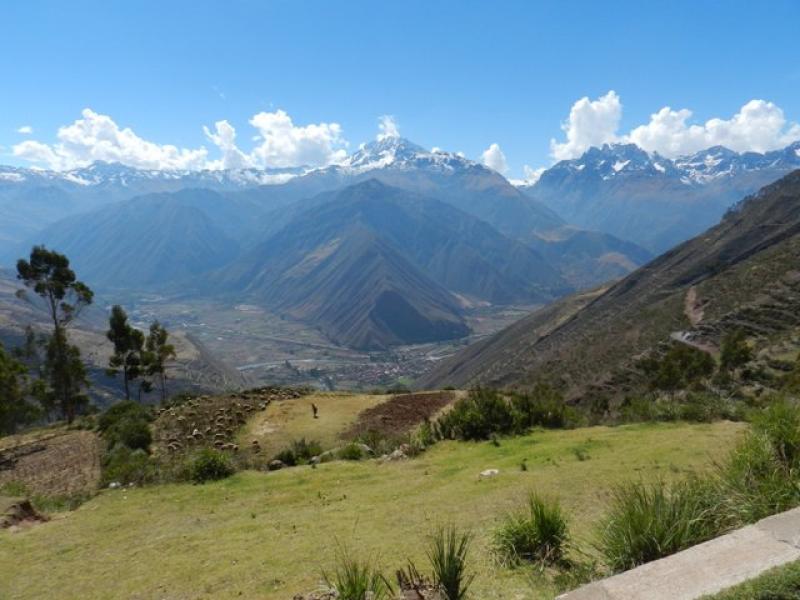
[[0, 420, 744, 600], [236, 391, 387, 457]]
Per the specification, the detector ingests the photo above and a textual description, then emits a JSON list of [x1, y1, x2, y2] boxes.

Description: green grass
[[0, 421, 744, 600], [702, 560, 800, 599]]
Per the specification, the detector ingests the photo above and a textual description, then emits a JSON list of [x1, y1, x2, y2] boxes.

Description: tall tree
[[16, 246, 93, 423], [145, 321, 176, 403], [106, 305, 145, 401], [0, 342, 40, 435]]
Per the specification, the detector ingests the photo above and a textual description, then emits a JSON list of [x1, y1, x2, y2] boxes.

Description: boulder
[[268, 459, 286, 471]]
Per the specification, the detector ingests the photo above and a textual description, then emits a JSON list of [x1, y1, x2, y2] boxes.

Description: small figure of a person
[[311, 402, 319, 419]]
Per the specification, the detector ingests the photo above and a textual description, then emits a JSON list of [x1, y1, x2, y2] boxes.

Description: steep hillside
[[422, 170, 800, 396], [16, 190, 245, 289], [530, 227, 652, 288], [524, 142, 800, 253], [220, 224, 469, 350]]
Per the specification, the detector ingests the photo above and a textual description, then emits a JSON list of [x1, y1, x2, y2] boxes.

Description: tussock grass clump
[[323, 548, 393, 600], [428, 525, 474, 600], [716, 398, 800, 524], [597, 478, 720, 572], [494, 493, 569, 566]]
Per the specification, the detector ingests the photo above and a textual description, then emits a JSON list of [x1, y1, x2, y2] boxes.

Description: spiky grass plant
[[494, 492, 569, 566], [597, 477, 721, 572], [427, 525, 474, 600], [322, 547, 393, 600]]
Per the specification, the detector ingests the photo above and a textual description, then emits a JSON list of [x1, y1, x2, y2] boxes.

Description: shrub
[[338, 443, 366, 461], [437, 388, 515, 441], [428, 525, 474, 600], [597, 478, 721, 572], [720, 329, 753, 372], [188, 448, 235, 483], [273, 438, 324, 466], [106, 417, 152, 452], [323, 548, 393, 600], [101, 445, 156, 486], [510, 383, 572, 430], [98, 400, 152, 433], [640, 344, 715, 391], [494, 493, 569, 566]]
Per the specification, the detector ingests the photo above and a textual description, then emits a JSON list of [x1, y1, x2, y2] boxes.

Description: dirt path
[[684, 286, 705, 327]]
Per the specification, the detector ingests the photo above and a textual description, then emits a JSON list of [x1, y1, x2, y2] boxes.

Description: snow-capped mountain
[[340, 137, 477, 175], [532, 141, 800, 188], [524, 141, 800, 252], [0, 161, 304, 189]]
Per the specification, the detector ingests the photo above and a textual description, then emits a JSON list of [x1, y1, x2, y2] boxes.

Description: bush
[[510, 383, 573, 430], [428, 525, 474, 600], [597, 478, 721, 572], [98, 400, 151, 433], [720, 329, 753, 372], [101, 445, 156, 486], [106, 417, 152, 452], [273, 438, 324, 466], [323, 548, 393, 600], [494, 493, 569, 565], [188, 448, 235, 483], [338, 443, 366, 461], [437, 388, 515, 440]]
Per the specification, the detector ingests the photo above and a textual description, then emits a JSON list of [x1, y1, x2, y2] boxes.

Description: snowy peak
[[548, 143, 677, 180], [340, 136, 481, 175], [540, 141, 800, 187]]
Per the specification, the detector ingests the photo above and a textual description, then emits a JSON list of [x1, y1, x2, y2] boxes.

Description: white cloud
[[480, 142, 509, 174], [247, 109, 347, 168], [377, 115, 400, 140], [203, 120, 253, 170], [16, 125, 33, 135], [549, 92, 800, 160], [627, 100, 800, 156], [13, 108, 348, 171], [13, 109, 208, 170], [550, 91, 622, 161]]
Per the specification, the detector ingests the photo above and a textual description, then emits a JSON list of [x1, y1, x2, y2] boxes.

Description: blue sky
[[2, 0, 799, 178]]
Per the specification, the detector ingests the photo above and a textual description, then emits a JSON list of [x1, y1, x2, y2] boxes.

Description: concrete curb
[[558, 507, 800, 600]]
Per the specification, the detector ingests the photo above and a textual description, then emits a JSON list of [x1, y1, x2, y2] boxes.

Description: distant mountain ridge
[[523, 141, 800, 252], [422, 169, 800, 396]]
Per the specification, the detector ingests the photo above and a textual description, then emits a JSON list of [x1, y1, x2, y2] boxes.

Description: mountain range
[[523, 141, 800, 252], [4, 137, 799, 352], [422, 168, 800, 399]]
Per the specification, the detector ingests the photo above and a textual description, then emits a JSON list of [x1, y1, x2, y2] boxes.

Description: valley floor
[[0, 420, 743, 599]]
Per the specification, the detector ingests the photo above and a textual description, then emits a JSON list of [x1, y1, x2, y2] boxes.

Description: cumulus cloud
[[203, 120, 253, 170], [480, 143, 509, 174], [13, 108, 349, 171], [16, 125, 33, 135], [550, 91, 622, 161], [247, 110, 347, 168], [549, 92, 800, 160], [377, 115, 400, 140], [13, 109, 208, 170], [627, 100, 800, 156]]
